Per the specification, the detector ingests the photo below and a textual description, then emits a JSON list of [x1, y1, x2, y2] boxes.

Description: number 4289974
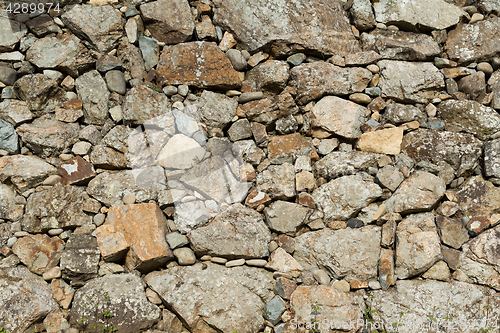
[[5, 2, 61, 14]]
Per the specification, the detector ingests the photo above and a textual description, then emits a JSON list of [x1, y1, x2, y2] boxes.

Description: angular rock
[[173, 200, 211, 234], [312, 96, 370, 139], [385, 171, 445, 214], [0, 99, 33, 126], [12, 234, 65, 275], [315, 151, 381, 180], [351, 0, 376, 31], [450, 176, 500, 217], [378, 60, 445, 103], [437, 99, 500, 140], [118, 40, 147, 80], [122, 85, 171, 126], [60, 234, 100, 281], [58, 156, 96, 185], [267, 247, 303, 273], [256, 163, 296, 199], [140, 0, 194, 44], [227, 119, 252, 141], [145, 263, 274, 333], [0, 15, 27, 52], [379, 248, 395, 290], [485, 138, 500, 178], [0, 267, 58, 333], [0, 66, 17, 86], [90, 144, 128, 169], [195, 90, 238, 131], [312, 175, 382, 221], [188, 203, 270, 259], [13, 74, 66, 113], [239, 92, 298, 125], [232, 140, 265, 165], [288, 62, 372, 105], [0, 183, 23, 221], [157, 134, 206, 170], [357, 127, 403, 155], [51, 279, 75, 310], [0, 155, 57, 192], [435, 216, 469, 249], [95, 223, 129, 262], [267, 133, 314, 164], [294, 226, 381, 280], [264, 201, 311, 236], [75, 70, 110, 125], [395, 213, 442, 279], [361, 30, 441, 61], [70, 274, 160, 333], [0, 119, 18, 153], [376, 165, 404, 191], [246, 60, 289, 93], [156, 42, 241, 89], [61, 4, 124, 53]]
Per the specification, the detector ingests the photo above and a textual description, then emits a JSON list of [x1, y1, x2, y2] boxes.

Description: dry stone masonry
[[2, 0, 500, 332]]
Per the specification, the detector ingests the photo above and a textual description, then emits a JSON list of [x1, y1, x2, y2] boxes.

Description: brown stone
[[250, 122, 268, 144], [277, 234, 295, 254], [275, 277, 297, 300], [379, 248, 395, 290], [441, 67, 475, 79], [58, 156, 96, 185], [297, 192, 315, 208], [267, 133, 315, 164], [357, 127, 403, 155], [349, 279, 369, 289], [12, 234, 65, 275], [51, 279, 75, 309], [98, 203, 173, 272], [239, 92, 298, 125], [442, 246, 461, 271], [156, 42, 241, 89], [244, 188, 271, 208], [467, 215, 491, 236]]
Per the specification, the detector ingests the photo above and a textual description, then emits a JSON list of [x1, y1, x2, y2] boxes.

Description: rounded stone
[[211, 257, 228, 264], [477, 62, 493, 75], [42, 175, 62, 186], [93, 213, 106, 227], [42, 266, 61, 280], [268, 241, 278, 252], [225, 259, 245, 267], [313, 269, 331, 285], [178, 85, 189, 97], [48, 228, 64, 236], [163, 85, 177, 96], [332, 280, 350, 292], [7, 237, 17, 247], [367, 64, 379, 74], [469, 13, 484, 24], [72, 141, 92, 156], [105, 70, 127, 95], [226, 49, 247, 71], [349, 93, 371, 104], [245, 259, 268, 267], [122, 192, 136, 205], [173, 247, 197, 265]]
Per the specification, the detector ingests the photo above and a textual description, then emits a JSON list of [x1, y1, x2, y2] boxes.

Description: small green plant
[[77, 291, 118, 333], [309, 300, 322, 333], [0, 327, 9, 333], [152, 86, 160, 92]]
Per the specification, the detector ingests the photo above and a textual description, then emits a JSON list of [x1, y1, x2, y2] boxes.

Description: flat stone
[[173, 247, 197, 265], [256, 163, 296, 199], [436, 215, 469, 249], [55, 99, 84, 123], [75, 70, 110, 125], [60, 234, 100, 281], [267, 248, 303, 273], [0, 119, 18, 153], [267, 133, 314, 164], [228, 118, 252, 141], [357, 127, 403, 155], [450, 176, 500, 217], [264, 201, 311, 236], [90, 144, 128, 169], [239, 91, 298, 125], [13, 74, 66, 113], [122, 85, 171, 126], [196, 90, 238, 130], [0, 15, 27, 52], [118, 40, 147, 80], [384, 102, 426, 125], [58, 156, 96, 186], [315, 151, 381, 180], [157, 134, 205, 170], [0, 155, 57, 192], [376, 165, 404, 191], [12, 234, 65, 275], [0, 183, 23, 221], [165, 232, 189, 250], [0, 99, 33, 126]]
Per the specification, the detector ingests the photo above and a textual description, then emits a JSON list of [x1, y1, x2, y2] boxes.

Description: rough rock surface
[[0, 155, 56, 192]]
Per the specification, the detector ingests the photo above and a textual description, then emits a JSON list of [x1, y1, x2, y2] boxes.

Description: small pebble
[[7, 237, 17, 247], [178, 85, 189, 97], [349, 93, 371, 104], [469, 13, 484, 24], [226, 259, 245, 267], [367, 64, 379, 74], [122, 193, 136, 205], [42, 175, 62, 186], [14, 231, 29, 237], [376, 23, 387, 29], [245, 259, 267, 267], [239, 91, 263, 103], [477, 62, 493, 75], [211, 257, 228, 264], [42, 267, 61, 280], [48, 228, 63, 236], [94, 213, 106, 227], [387, 25, 399, 31]]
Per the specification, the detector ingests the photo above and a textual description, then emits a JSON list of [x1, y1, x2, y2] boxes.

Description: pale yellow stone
[[357, 127, 403, 155]]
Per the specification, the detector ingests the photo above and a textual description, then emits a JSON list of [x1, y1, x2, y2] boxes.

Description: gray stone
[[13, 74, 66, 113], [0, 155, 57, 192], [458, 71, 486, 99], [246, 60, 290, 93], [263, 296, 287, 325], [145, 263, 274, 333], [450, 175, 500, 217], [287, 53, 306, 66], [0, 66, 17, 86], [226, 49, 247, 71], [75, 70, 110, 125], [122, 85, 170, 125], [118, 40, 147, 80], [376, 165, 404, 191], [232, 140, 265, 165], [105, 70, 126, 95], [173, 200, 211, 234], [102, 125, 132, 153], [173, 247, 197, 265], [314, 151, 381, 180], [0, 183, 22, 221], [172, 108, 200, 138], [0, 119, 18, 153], [138, 34, 159, 72], [384, 102, 427, 124], [188, 203, 270, 259], [0, 15, 27, 52], [264, 201, 311, 236], [70, 274, 160, 333], [165, 232, 189, 250], [60, 234, 100, 281], [275, 114, 298, 134], [485, 138, 500, 178], [435, 215, 469, 249], [0, 99, 33, 126], [256, 163, 296, 199], [351, 0, 376, 31], [195, 90, 238, 131], [90, 144, 128, 169], [228, 118, 252, 141]]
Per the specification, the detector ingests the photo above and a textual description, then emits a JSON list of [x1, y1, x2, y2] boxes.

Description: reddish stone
[[379, 248, 395, 290], [240, 92, 297, 125], [277, 234, 295, 254], [251, 122, 268, 145], [267, 133, 315, 164], [244, 188, 271, 208], [0, 246, 12, 256], [51, 279, 75, 309], [58, 156, 96, 185], [63, 99, 83, 110], [297, 192, 315, 208], [467, 216, 490, 236], [12, 234, 65, 274], [349, 280, 369, 289], [276, 277, 297, 300]]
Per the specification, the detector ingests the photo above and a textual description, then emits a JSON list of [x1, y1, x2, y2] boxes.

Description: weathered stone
[[189, 203, 270, 259], [267, 133, 314, 164], [357, 127, 403, 155], [0, 267, 58, 333], [75, 70, 110, 125], [376, 165, 404, 191], [118, 40, 147, 80], [264, 201, 311, 236], [312, 96, 370, 139], [105, 70, 126, 95], [458, 71, 486, 100], [374, 0, 466, 31], [212, 0, 360, 57], [145, 263, 274, 333], [315, 151, 381, 180], [485, 138, 500, 178], [12, 234, 64, 275], [451, 176, 500, 217], [173, 247, 197, 265], [0, 119, 18, 154], [61, 4, 124, 53], [123, 86, 171, 126], [0, 15, 27, 52], [379, 248, 395, 290], [196, 90, 238, 132], [70, 274, 160, 333], [140, 0, 194, 44], [156, 42, 241, 89], [435, 215, 469, 249], [385, 171, 446, 214], [378, 60, 445, 103], [288, 62, 372, 105], [58, 156, 95, 186], [90, 144, 128, 169], [51, 279, 75, 310], [13, 74, 66, 113], [0, 99, 33, 126], [0, 66, 17, 86], [276, 277, 297, 300], [55, 99, 84, 123], [361, 30, 441, 61], [267, 247, 303, 273], [395, 213, 442, 279], [239, 92, 298, 125], [384, 102, 427, 124], [256, 163, 296, 199], [245, 189, 271, 208], [227, 119, 252, 141], [0, 183, 22, 221], [60, 234, 100, 281], [246, 60, 289, 93], [0, 155, 57, 192], [422, 260, 451, 281]]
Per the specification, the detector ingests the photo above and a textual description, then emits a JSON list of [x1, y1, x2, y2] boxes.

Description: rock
[[450, 175, 500, 217], [0, 183, 23, 221], [384, 102, 426, 125], [12, 234, 64, 275], [0, 155, 57, 192], [212, 0, 360, 57], [105, 70, 126, 95], [0, 66, 17, 86], [351, 0, 376, 31], [122, 85, 171, 126], [75, 70, 110, 125], [373, 0, 467, 31], [239, 92, 298, 125], [446, 17, 500, 64], [97, 203, 173, 271], [58, 156, 96, 185], [165, 232, 189, 250], [402, 129, 483, 177], [43, 267, 62, 281], [458, 71, 486, 99], [378, 60, 445, 103], [264, 201, 311, 236], [117, 40, 147, 80], [422, 260, 451, 281], [379, 248, 395, 290], [156, 42, 241, 89], [0, 119, 18, 153], [61, 4, 124, 53], [312, 175, 382, 221], [315, 151, 381, 180], [90, 144, 128, 169], [256, 163, 296, 199], [140, 0, 194, 44], [60, 234, 100, 281], [266, 248, 303, 273], [238, 92, 263, 103], [173, 247, 197, 265], [22, 185, 92, 233], [485, 138, 500, 178], [70, 274, 160, 333], [16, 117, 79, 157], [276, 277, 297, 300], [188, 203, 270, 258], [436, 215, 469, 249], [0, 267, 58, 333], [312, 96, 370, 139], [13, 74, 66, 113], [288, 62, 372, 105], [196, 90, 238, 130], [0, 15, 27, 52], [145, 263, 274, 333], [226, 49, 247, 71], [228, 119, 252, 141], [376, 165, 404, 191], [43, 309, 70, 333], [361, 30, 441, 61], [157, 134, 205, 170], [138, 35, 159, 71], [294, 226, 381, 280], [263, 296, 287, 325], [267, 133, 314, 164], [246, 60, 289, 93], [0, 99, 33, 126], [357, 127, 403, 155], [395, 213, 442, 279]]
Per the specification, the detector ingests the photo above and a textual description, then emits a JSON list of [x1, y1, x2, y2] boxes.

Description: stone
[[378, 60, 444, 103], [166, 232, 189, 250], [373, 0, 467, 31], [435, 215, 469, 249], [245, 189, 271, 208], [0, 99, 33, 126], [212, 0, 360, 57], [357, 127, 403, 155], [395, 213, 442, 279], [315, 151, 381, 180], [55, 100, 84, 123], [263, 296, 287, 325], [90, 144, 128, 169], [312, 175, 382, 221], [239, 92, 298, 125], [13, 74, 66, 113], [0, 119, 18, 153], [138, 35, 160, 71], [246, 259, 267, 267], [60, 234, 100, 281], [43, 309, 70, 333], [446, 17, 500, 64], [0, 183, 22, 221], [140, 0, 194, 44], [0, 267, 58, 333], [384, 102, 427, 124], [238, 92, 263, 103], [379, 248, 395, 290], [361, 30, 441, 61], [451, 176, 500, 217], [332, 280, 350, 292], [485, 138, 500, 178], [196, 90, 238, 131], [0, 15, 27, 52], [75, 70, 110, 125], [226, 258, 245, 267], [118, 40, 147, 80], [105, 70, 126, 95], [156, 42, 241, 89], [61, 4, 124, 53], [188, 203, 270, 259], [295, 226, 381, 280], [313, 269, 331, 286], [228, 119, 252, 141], [173, 247, 197, 265], [287, 53, 307, 66], [0, 155, 57, 192], [376, 165, 404, 191], [157, 134, 205, 170], [288, 62, 372, 105], [351, 0, 376, 31], [122, 85, 170, 125], [385, 171, 446, 214], [422, 260, 451, 281], [145, 263, 274, 333], [98, 203, 173, 271], [196, 15, 217, 40], [12, 234, 64, 275], [264, 201, 311, 236], [267, 248, 303, 273], [276, 277, 297, 300], [458, 71, 486, 99], [437, 99, 500, 140], [0, 66, 17, 86], [16, 117, 79, 157], [70, 274, 160, 333], [256, 163, 296, 199], [467, 215, 491, 236], [246, 60, 289, 93], [267, 133, 314, 164]]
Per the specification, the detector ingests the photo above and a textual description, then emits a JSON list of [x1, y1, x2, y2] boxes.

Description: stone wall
[[1, 0, 500, 332]]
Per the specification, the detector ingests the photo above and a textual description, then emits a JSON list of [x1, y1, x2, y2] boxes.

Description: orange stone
[[51, 279, 75, 309], [12, 234, 65, 274], [245, 188, 271, 208], [297, 192, 315, 208], [267, 133, 314, 164], [95, 224, 129, 262], [58, 156, 96, 185], [349, 279, 369, 289]]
